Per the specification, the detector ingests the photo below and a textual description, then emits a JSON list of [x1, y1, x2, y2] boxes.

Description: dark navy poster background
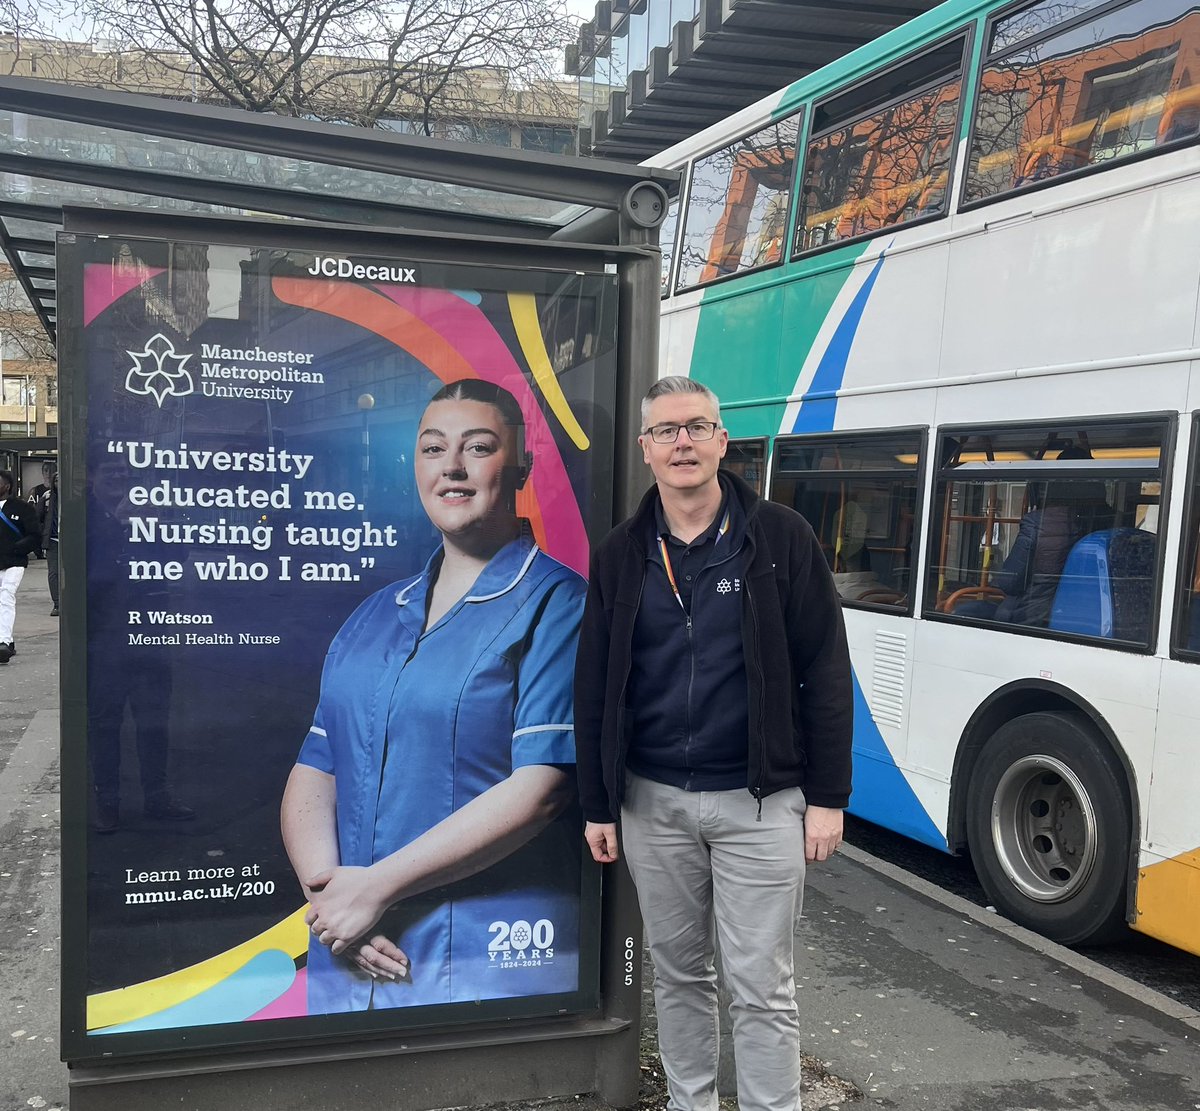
[[71, 233, 615, 1048]]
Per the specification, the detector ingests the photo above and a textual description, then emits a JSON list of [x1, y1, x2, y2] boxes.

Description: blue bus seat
[[1048, 528, 1157, 641]]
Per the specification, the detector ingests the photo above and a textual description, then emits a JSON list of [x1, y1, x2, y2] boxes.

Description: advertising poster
[[21, 455, 56, 501], [60, 228, 616, 1058]]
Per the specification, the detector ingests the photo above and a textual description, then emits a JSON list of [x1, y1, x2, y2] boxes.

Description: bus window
[[659, 195, 680, 298], [796, 37, 966, 254], [1175, 415, 1200, 657], [928, 419, 1168, 645], [991, 0, 1116, 53], [964, 0, 1200, 204], [721, 438, 767, 495], [770, 430, 922, 610], [675, 111, 803, 291]]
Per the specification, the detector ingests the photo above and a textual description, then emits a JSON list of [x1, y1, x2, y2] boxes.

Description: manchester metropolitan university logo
[[125, 334, 195, 406]]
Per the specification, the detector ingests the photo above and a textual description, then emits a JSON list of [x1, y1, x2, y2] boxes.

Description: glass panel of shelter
[[927, 419, 1167, 646], [16, 251, 56, 268], [675, 111, 803, 290], [4, 217, 61, 242], [0, 169, 251, 217], [0, 110, 587, 227], [769, 430, 922, 610], [965, 0, 1200, 203]]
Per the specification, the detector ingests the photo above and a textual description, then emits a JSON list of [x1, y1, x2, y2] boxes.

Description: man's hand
[[584, 821, 619, 863], [347, 934, 410, 982], [304, 865, 388, 954], [804, 805, 843, 863]]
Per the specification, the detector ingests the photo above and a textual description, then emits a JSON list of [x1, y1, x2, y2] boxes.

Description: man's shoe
[[95, 804, 119, 834], [144, 796, 196, 821], [50, 607, 59, 617], [0, 643, 11, 664]]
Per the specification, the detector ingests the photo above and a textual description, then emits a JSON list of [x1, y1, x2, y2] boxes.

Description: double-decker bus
[[649, 0, 1200, 953]]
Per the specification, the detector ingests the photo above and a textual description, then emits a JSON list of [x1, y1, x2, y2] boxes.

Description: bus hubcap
[[990, 755, 1098, 903]]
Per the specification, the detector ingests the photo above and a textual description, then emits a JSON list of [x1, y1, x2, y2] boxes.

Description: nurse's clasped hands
[[347, 934, 410, 982], [304, 864, 390, 956]]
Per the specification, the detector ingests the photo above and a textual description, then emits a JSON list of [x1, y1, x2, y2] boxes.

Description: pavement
[[2, 562, 1199, 1111]]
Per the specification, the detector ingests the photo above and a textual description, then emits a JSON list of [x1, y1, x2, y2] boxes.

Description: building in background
[[0, 35, 580, 153], [566, 0, 939, 159], [0, 261, 55, 440]]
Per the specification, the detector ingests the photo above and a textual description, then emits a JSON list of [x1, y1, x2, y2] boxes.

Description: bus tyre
[[966, 711, 1130, 946]]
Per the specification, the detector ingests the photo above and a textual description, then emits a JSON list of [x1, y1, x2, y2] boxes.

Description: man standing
[[574, 376, 853, 1111], [0, 468, 41, 663]]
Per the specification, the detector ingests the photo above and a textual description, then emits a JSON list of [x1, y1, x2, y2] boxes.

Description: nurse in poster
[[285, 378, 585, 1012], [65, 232, 614, 1053]]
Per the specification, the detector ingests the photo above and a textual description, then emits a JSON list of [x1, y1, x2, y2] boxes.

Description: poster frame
[[57, 206, 650, 1067]]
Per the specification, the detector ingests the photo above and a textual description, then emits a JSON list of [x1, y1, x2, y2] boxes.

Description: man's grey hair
[[640, 376, 722, 430]]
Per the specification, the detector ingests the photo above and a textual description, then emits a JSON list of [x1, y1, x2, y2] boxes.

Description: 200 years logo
[[488, 917, 555, 969]]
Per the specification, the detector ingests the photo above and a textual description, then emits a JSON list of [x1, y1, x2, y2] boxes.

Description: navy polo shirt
[[625, 490, 751, 791]]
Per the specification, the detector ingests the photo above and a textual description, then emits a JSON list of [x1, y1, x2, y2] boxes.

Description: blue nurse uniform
[[297, 529, 586, 1014]]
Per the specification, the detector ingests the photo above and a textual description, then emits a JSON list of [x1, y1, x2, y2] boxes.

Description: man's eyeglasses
[[643, 421, 720, 444]]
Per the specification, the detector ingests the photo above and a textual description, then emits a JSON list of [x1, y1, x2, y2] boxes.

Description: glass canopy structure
[[0, 76, 678, 344], [566, 0, 937, 159]]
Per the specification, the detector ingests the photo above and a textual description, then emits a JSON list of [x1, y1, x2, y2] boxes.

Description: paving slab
[[799, 846, 1200, 1110]]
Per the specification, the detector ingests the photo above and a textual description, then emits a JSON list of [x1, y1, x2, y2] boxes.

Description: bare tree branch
[[38, 0, 577, 133]]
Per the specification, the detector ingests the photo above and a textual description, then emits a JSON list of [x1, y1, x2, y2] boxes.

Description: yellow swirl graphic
[[87, 907, 309, 1030], [507, 292, 590, 451]]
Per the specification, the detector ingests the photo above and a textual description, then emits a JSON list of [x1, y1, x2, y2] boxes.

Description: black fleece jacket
[[574, 471, 853, 824], [0, 496, 39, 570]]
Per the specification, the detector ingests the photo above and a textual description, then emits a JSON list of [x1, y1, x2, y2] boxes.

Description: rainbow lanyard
[[657, 507, 731, 614]]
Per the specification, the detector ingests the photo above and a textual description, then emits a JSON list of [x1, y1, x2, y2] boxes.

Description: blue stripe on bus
[[791, 251, 888, 434], [849, 669, 948, 851]]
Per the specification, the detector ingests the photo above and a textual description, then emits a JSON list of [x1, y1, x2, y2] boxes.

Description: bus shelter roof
[[0, 76, 678, 344]]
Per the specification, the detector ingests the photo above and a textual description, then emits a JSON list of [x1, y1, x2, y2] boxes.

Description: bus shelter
[[0, 76, 676, 1111]]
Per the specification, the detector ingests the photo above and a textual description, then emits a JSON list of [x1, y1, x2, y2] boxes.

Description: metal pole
[[594, 185, 667, 1111]]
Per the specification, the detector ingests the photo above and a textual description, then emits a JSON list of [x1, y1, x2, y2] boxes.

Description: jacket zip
[[742, 547, 769, 822], [677, 539, 740, 790], [683, 610, 695, 789]]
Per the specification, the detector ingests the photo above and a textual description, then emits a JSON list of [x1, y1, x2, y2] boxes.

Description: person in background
[[0, 468, 40, 664], [41, 472, 59, 617], [955, 446, 1109, 628], [574, 376, 854, 1111], [88, 462, 194, 832], [27, 460, 55, 560], [27, 460, 54, 505]]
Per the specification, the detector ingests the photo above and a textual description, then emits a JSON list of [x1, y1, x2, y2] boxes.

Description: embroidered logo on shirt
[[717, 578, 732, 594]]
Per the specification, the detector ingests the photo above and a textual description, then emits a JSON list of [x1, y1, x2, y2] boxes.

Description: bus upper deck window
[[674, 111, 803, 291], [965, 0, 1200, 204], [796, 37, 967, 255]]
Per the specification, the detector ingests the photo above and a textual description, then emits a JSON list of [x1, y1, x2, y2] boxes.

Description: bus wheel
[[966, 710, 1130, 946]]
